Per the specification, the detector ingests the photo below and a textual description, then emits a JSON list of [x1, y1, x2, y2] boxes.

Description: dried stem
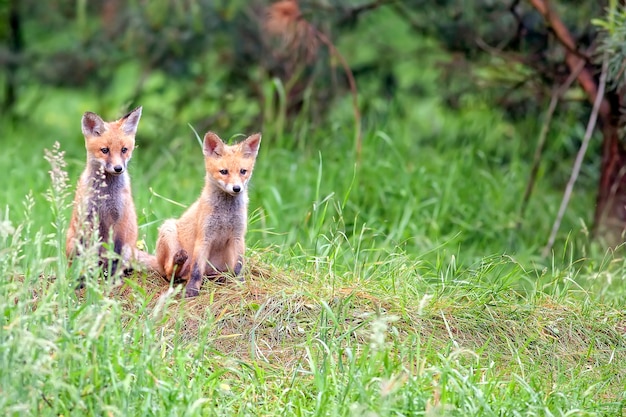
[[515, 60, 584, 233], [542, 55, 609, 257]]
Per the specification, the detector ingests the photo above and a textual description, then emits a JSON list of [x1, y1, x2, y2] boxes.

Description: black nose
[[232, 185, 241, 193], [114, 166, 123, 173]]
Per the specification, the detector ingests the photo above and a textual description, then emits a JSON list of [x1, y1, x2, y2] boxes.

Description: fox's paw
[[184, 264, 202, 297], [234, 257, 244, 279], [184, 282, 200, 298], [75, 277, 86, 291], [172, 249, 190, 277], [173, 249, 188, 266]]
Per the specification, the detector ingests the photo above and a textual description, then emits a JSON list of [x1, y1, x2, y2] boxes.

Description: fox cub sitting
[[156, 131, 261, 297], [66, 106, 157, 275]]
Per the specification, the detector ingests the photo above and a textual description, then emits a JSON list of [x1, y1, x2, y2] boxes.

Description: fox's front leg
[[187, 237, 212, 298], [120, 242, 134, 275], [230, 236, 246, 277], [111, 216, 138, 276], [103, 236, 132, 277]]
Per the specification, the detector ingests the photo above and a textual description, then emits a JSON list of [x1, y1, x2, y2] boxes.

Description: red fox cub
[[66, 106, 157, 275], [156, 131, 262, 297]]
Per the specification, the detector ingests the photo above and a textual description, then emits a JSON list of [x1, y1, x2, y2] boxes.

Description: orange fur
[[156, 131, 262, 297], [66, 107, 158, 275]]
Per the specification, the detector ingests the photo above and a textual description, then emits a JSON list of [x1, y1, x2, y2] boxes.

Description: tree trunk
[[594, 121, 626, 245], [3, 0, 22, 113], [593, 0, 626, 246]]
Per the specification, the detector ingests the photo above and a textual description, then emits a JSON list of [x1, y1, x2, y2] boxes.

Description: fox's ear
[[203, 132, 224, 157], [242, 133, 262, 158], [121, 106, 142, 136], [82, 112, 105, 137]]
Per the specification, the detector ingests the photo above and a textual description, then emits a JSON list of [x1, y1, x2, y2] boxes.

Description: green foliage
[[593, 0, 626, 90]]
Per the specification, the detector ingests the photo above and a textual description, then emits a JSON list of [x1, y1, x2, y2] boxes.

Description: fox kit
[[66, 106, 156, 275], [156, 131, 261, 297]]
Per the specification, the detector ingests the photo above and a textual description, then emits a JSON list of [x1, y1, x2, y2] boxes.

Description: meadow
[[1, 9, 626, 416]]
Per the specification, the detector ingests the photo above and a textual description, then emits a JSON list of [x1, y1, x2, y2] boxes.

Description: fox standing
[[156, 131, 262, 297], [66, 106, 156, 275]]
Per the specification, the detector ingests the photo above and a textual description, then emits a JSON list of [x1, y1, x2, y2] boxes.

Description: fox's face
[[81, 107, 142, 176], [203, 132, 262, 196]]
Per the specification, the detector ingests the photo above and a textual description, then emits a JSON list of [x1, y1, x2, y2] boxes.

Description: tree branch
[[338, 0, 397, 25], [528, 0, 611, 119]]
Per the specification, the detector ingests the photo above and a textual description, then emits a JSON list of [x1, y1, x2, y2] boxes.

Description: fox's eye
[[240, 169, 247, 175], [121, 147, 128, 154], [219, 169, 228, 175], [101, 148, 109, 154]]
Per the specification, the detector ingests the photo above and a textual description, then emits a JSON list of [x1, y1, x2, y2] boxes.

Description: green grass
[[1, 11, 626, 415], [1, 210, 625, 415], [1, 93, 625, 415]]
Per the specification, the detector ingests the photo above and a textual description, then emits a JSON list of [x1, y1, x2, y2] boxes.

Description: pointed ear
[[242, 133, 262, 158], [81, 112, 106, 137], [203, 132, 225, 157], [121, 106, 142, 136]]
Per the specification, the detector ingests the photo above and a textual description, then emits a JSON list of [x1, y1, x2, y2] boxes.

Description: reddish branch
[[527, 0, 611, 119], [264, 0, 362, 162]]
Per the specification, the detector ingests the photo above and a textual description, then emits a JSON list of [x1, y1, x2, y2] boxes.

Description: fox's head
[[81, 107, 142, 176], [202, 131, 262, 196]]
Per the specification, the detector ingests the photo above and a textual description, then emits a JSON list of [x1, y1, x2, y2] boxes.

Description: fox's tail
[[135, 250, 165, 276]]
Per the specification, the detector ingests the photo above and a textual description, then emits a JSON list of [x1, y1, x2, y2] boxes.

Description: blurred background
[[0, 0, 623, 269]]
